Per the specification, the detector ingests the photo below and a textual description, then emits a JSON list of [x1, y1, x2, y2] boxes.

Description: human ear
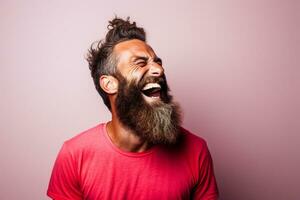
[[99, 75, 118, 94]]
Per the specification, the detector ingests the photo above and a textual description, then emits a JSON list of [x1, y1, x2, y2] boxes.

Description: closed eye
[[133, 56, 162, 66], [154, 57, 162, 65], [136, 61, 147, 67]]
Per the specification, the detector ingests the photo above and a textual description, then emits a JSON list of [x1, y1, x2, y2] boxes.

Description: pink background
[[1, 0, 299, 199]]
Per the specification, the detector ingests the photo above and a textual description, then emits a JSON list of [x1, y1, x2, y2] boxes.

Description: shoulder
[[179, 127, 208, 152], [63, 123, 106, 153]]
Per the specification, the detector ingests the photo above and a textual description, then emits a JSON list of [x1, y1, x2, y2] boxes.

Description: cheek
[[129, 67, 146, 82]]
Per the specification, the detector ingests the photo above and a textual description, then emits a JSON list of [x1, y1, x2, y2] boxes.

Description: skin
[[100, 39, 165, 153]]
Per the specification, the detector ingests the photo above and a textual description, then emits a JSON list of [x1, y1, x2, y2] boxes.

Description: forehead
[[113, 39, 156, 62]]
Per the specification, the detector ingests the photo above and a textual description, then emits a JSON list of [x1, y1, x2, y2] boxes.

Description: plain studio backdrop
[[0, 0, 299, 199]]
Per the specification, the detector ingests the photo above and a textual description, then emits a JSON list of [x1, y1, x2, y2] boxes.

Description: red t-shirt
[[47, 123, 219, 199]]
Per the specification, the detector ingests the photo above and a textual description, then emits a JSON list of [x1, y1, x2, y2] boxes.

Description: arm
[[47, 143, 83, 200], [192, 143, 219, 200]]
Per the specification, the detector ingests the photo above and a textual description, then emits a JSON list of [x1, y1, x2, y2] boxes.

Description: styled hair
[[86, 17, 146, 110]]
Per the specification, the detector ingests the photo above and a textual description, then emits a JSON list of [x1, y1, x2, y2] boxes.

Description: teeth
[[142, 83, 161, 91]]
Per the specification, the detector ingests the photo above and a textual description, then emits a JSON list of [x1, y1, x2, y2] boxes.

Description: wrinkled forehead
[[113, 39, 156, 62]]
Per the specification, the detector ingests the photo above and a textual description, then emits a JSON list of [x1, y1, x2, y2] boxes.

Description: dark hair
[[86, 17, 146, 110]]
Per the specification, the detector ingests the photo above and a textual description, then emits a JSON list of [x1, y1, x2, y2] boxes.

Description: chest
[[79, 151, 197, 200]]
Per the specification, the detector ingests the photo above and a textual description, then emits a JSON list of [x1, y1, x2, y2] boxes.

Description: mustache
[[115, 72, 172, 104], [138, 74, 168, 91]]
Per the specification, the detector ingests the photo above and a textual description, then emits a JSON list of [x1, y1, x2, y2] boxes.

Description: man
[[47, 17, 219, 199]]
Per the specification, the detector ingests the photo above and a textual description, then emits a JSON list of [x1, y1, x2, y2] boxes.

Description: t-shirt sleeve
[[47, 142, 83, 200], [192, 143, 219, 200]]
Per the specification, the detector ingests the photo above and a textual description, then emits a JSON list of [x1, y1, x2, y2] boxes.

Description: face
[[112, 39, 182, 145], [114, 39, 167, 104]]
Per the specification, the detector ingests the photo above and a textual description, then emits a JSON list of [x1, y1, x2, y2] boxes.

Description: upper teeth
[[142, 83, 161, 90]]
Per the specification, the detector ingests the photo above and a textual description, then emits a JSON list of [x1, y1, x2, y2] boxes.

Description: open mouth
[[141, 83, 161, 99]]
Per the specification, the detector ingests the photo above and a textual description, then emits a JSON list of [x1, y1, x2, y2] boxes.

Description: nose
[[148, 63, 164, 77]]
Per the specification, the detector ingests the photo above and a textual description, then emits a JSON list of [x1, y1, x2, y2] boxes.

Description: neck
[[106, 114, 153, 153]]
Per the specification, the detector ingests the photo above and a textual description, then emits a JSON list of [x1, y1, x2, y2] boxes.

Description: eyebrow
[[133, 56, 162, 64], [133, 56, 148, 62]]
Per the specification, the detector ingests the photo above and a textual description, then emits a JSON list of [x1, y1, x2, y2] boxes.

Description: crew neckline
[[102, 122, 158, 157]]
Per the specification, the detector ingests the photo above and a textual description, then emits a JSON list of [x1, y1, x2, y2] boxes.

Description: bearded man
[[47, 17, 219, 200]]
